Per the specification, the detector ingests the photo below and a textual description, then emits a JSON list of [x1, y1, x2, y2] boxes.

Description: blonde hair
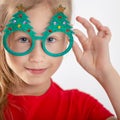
[[0, 0, 72, 119]]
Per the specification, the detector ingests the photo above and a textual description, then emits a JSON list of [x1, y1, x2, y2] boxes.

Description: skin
[[5, 3, 63, 95], [4, 2, 120, 120], [73, 17, 120, 120]]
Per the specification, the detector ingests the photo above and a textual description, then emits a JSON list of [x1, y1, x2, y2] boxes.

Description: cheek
[[5, 51, 27, 70], [49, 57, 63, 73]]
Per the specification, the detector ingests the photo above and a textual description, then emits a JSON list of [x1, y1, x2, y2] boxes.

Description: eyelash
[[47, 37, 56, 43], [18, 37, 30, 43]]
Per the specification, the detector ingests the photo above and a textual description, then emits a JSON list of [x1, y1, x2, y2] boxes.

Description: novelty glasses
[[3, 5, 74, 57]]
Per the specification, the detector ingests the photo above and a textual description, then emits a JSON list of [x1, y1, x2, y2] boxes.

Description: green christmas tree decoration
[[42, 9, 73, 38], [4, 10, 36, 36]]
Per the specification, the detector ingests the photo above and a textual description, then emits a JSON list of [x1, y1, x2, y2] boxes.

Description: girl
[[0, 0, 120, 120]]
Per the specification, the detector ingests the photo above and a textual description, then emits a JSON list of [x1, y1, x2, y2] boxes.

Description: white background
[[53, 0, 120, 115]]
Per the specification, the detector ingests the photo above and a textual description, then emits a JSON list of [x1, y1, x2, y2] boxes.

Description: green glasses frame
[[3, 7, 74, 57]]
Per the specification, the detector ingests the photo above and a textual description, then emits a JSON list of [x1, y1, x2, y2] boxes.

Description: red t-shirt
[[5, 80, 113, 120]]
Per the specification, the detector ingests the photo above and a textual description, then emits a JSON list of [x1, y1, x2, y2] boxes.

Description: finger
[[74, 29, 87, 50], [97, 30, 106, 38], [90, 18, 111, 40], [76, 16, 96, 38], [99, 26, 112, 40], [72, 41, 82, 62], [90, 17, 104, 31], [74, 29, 87, 43], [96, 26, 111, 40]]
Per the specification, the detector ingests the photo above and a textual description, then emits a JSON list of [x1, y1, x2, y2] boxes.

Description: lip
[[25, 68, 47, 75]]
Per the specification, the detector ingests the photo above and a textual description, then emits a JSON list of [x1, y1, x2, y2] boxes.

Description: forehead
[[26, 4, 53, 35]]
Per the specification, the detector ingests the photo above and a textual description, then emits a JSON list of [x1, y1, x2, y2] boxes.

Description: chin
[[22, 76, 50, 86]]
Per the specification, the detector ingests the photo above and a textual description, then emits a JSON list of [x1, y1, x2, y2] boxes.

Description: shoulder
[[52, 81, 98, 103], [52, 80, 114, 110], [52, 81, 114, 119]]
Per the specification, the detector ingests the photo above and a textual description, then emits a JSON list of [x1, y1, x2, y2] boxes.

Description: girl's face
[[5, 4, 63, 89]]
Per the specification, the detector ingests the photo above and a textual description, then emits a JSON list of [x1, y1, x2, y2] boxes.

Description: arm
[[72, 16, 120, 120], [101, 66, 120, 120]]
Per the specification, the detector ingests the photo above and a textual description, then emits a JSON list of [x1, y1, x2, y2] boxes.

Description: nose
[[29, 41, 46, 63]]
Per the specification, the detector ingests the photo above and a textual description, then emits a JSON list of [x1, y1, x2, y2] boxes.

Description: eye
[[18, 37, 30, 43], [47, 37, 56, 43]]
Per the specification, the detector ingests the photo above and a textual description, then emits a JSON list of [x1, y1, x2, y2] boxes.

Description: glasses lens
[[45, 32, 70, 54], [7, 31, 32, 53]]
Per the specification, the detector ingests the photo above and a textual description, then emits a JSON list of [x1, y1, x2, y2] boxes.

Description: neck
[[10, 79, 51, 96]]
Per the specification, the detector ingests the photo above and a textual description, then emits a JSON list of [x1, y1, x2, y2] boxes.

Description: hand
[[73, 16, 112, 81]]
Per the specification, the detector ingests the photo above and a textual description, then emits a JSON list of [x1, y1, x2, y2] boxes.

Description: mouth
[[25, 67, 47, 75]]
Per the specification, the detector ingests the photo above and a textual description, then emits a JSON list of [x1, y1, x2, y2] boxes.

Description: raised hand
[[73, 16, 112, 81]]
